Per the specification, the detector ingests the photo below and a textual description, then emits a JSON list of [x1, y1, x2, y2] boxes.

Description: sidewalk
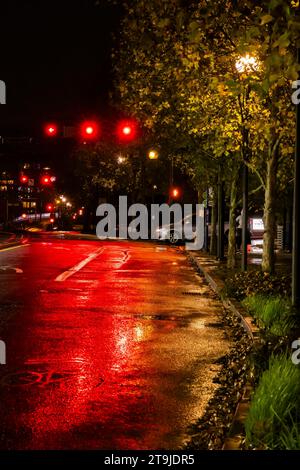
[[186, 250, 259, 340], [238, 251, 291, 273], [192, 249, 291, 277], [186, 249, 260, 450]]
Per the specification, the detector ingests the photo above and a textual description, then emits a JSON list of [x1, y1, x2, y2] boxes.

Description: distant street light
[[148, 149, 158, 160], [117, 155, 126, 164], [171, 187, 180, 199]]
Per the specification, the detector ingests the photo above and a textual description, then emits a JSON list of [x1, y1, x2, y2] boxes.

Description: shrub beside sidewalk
[[187, 250, 300, 450], [223, 266, 300, 449], [245, 355, 300, 449]]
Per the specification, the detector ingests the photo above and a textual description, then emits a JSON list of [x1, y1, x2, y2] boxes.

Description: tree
[[113, 0, 298, 273]]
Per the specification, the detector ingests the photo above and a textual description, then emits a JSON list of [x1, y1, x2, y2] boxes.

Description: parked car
[[155, 213, 200, 244]]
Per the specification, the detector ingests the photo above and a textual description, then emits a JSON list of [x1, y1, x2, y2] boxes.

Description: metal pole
[[204, 187, 209, 251], [292, 46, 300, 306], [217, 166, 225, 260], [241, 162, 248, 271], [141, 149, 146, 204]]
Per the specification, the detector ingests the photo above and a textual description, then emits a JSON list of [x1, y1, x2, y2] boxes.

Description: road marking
[[0, 244, 30, 253], [0, 266, 23, 273], [55, 246, 105, 282]]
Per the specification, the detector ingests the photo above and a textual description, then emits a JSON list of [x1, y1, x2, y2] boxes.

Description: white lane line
[[54, 247, 105, 282], [0, 243, 30, 253]]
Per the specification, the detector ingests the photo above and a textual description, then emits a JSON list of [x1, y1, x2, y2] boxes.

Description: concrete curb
[[0, 233, 26, 251], [186, 250, 259, 451]]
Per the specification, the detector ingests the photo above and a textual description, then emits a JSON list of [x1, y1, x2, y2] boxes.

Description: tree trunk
[[210, 188, 217, 256], [227, 166, 240, 269], [262, 142, 279, 273]]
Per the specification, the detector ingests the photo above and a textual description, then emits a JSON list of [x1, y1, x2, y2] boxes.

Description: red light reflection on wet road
[[0, 240, 229, 449]]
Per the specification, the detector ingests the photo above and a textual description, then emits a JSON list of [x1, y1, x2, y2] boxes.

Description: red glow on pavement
[[0, 240, 212, 450]]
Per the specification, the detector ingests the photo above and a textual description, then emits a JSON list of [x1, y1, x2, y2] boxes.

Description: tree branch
[[237, 184, 264, 206]]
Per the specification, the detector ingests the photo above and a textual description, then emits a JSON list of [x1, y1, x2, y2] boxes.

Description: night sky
[[0, 0, 121, 134]]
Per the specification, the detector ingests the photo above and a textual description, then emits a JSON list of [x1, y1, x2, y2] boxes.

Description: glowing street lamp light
[[235, 54, 259, 74], [148, 149, 158, 160], [117, 155, 126, 164]]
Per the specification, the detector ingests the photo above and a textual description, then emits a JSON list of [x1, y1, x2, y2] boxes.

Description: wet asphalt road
[[0, 236, 230, 450]]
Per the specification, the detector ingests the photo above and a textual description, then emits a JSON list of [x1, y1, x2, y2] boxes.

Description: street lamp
[[235, 53, 259, 271], [117, 155, 126, 164], [148, 149, 158, 160], [235, 54, 259, 74]]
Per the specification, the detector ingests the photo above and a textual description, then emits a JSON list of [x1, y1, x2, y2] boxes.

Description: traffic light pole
[[292, 46, 300, 307]]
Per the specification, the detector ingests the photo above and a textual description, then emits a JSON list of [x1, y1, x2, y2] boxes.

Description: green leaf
[[188, 21, 199, 32], [260, 14, 273, 25], [272, 32, 290, 49], [158, 18, 170, 29]]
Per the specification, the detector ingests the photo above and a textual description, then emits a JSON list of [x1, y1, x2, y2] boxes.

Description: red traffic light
[[20, 174, 28, 184], [80, 121, 99, 139], [46, 203, 53, 211], [44, 123, 58, 137], [116, 120, 137, 142], [41, 175, 51, 185]]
